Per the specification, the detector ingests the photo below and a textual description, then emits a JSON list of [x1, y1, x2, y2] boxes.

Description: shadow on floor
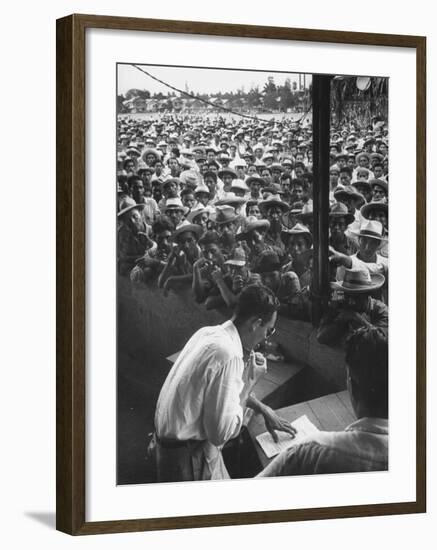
[[25, 511, 56, 529]]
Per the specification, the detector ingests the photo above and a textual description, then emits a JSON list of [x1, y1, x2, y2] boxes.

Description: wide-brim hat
[[236, 218, 270, 241], [361, 201, 388, 220], [218, 168, 237, 179], [356, 152, 371, 164], [118, 199, 146, 218], [329, 201, 355, 225], [331, 268, 385, 294], [141, 148, 161, 162], [350, 219, 387, 241], [215, 205, 238, 225], [246, 175, 266, 187], [352, 180, 372, 195], [187, 207, 210, 223], [334, 187, 366, 208], [224, 247, 247, 266], [281, 223, 313, 247], [215, 193, 246, 207], [259, 194, 289, 213], [171, 223, 203, 241], [163, 198, 189, 215], [297, 202, 314, 223], [370, 178, 388, 195], [254, 250, 281, 274]]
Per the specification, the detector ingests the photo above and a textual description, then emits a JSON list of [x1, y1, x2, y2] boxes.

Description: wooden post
[[311, 74, 332, 324]]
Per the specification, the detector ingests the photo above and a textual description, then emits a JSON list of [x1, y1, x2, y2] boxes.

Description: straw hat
[[281, 223, 313, 247], [224, 247, 247, 267], [171, 223, 203, 242], [259, 194, 289, 214], [350, 219, 387, 241], [360, 201, 388, 220], [117, 197, 146, 218], [329, 201, 355, 225], [331, 268, 385, 294]]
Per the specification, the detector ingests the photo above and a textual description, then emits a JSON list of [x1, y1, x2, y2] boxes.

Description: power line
[[130, 64, 311, 126]]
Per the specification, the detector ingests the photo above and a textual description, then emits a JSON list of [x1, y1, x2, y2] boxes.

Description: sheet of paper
[[255, 415, 320, 459]]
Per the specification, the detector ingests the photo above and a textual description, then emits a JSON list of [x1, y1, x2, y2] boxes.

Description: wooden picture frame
[[56, 13, 426, 535]]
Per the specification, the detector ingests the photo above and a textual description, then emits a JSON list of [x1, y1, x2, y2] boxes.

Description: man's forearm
[[245, 392, 270, 416]]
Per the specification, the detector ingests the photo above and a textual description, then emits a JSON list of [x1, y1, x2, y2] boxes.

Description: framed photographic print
[[56, 14, 426, 535]]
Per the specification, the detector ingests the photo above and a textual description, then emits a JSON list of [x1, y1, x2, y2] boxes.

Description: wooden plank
[[337, 389, 355, 416], [306, 395, 345, 431], [253, 378, 278, 402], [263, 360, 303, 385], [322, 392, 356, 427]]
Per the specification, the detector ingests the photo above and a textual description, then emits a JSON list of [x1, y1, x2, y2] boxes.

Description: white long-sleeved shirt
[[154, 320, 245, 447]]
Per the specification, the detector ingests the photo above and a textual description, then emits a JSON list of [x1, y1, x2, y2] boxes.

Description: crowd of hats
[[116, 111, 389, 312]]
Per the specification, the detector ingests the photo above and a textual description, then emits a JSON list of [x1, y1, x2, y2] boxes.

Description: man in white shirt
[[153, 284, 296, 482]]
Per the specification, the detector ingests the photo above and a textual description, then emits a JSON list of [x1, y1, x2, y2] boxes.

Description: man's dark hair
[[339, 166, 352, 177], [152, 217, 173, 236], [234, 284, 280, 325], [180, 187, 195, 199], [291, 178, 309, 192], [123, 158, 135, 170], [128, 174, 143, 188], [345, 327, 388, 418]]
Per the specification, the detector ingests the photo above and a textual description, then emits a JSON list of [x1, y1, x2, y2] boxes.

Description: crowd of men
[[117, 111, 389, 348]]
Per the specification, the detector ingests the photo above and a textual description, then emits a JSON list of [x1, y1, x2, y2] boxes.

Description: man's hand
[[210, 266, 223, 283], [247, 351, 267, 383], [262, 406, 297, 443], [193, 257, 207, 270]]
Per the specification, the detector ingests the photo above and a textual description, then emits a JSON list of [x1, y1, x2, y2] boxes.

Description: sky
[[117, 63, 312, 96]]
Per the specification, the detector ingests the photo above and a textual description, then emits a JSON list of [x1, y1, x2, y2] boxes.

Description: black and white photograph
[[116, 63, 389, 485]]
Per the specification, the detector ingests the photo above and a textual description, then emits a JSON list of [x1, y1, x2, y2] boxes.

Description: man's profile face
[[253, 310, 278, 348], [132, 181, 144, 202], [126, 208, 143, 232]]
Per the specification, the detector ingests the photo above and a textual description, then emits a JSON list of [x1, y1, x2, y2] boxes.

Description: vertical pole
[[299, 74, 302, 90], [311, 74, 332, 324]]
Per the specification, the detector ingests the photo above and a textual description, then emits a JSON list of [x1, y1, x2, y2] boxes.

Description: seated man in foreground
[[257, 326, 388, 476]]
